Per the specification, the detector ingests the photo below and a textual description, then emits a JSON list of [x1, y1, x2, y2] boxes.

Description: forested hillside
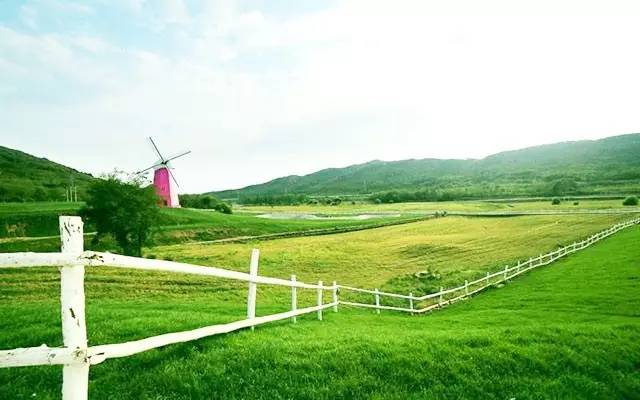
[[212, 133, 640, 203], [0, 146, 95, 202]]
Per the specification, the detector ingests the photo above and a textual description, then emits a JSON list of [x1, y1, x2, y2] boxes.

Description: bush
[[214, 202, 233, 214], [179, 193, 232, 214], [551, 198, 561, 205], [622, 196, 638, 206], [237, 193, 308, 206], [573, 201, 579, 206]]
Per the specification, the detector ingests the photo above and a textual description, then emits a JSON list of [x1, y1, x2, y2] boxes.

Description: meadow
[[0, 219, 638, 399], [237, 197, 637, 215], [0, 202, 419, 252], [151, 214, 631, 293]]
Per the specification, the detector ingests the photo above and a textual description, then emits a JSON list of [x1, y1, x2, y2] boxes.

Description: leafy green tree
[[178, 193, 232, 213], [32, 187, 48, 201], [551, 198, 561, 205], [551, 179, 578, 196], [622, 196, 638, 206], [80, 172, 159, 256]]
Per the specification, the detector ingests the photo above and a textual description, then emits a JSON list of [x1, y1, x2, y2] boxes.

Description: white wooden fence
[[0, 217, 338, 399], [0, 215, 638, 399], [339, 216, 640, 314]]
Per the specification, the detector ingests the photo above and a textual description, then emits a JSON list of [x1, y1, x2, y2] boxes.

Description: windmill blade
[[148, 137, 166, 162], [135, 164, 160, 175], [164, 150, 191, 163], [167, 167, 180, 188]]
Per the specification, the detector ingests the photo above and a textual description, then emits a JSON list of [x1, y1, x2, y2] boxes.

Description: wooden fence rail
[[0, 215, 638, 399], [0, 217, 338, 399], [338, 217, 640, 314]]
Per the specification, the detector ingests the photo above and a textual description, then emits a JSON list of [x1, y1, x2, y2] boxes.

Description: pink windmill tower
[[137, 137, 191, 208]]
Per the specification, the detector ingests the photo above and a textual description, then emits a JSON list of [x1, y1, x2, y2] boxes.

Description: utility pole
[[69, 176, 76, 203]]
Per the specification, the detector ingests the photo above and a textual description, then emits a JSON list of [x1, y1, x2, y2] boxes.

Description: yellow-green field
[[237, 198, 638, 215], [152, 214, 630, 294]]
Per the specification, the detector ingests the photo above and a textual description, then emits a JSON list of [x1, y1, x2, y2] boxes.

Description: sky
[[1, 0, 640, 193]]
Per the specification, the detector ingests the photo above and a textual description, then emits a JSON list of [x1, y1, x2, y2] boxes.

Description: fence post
[[409, 292, 414, 314], [291, 275, 297, 323], [464, 280, 469, 295], [439, 286, 444, 306], [516, 260, 521, 273], [317, 281, 323, 321], [332, 281, 338, 312], [247, 249, 259, 331], [59, 216, 89, 400], [374, 288, 380, 314], [503, 265, 508, 280]]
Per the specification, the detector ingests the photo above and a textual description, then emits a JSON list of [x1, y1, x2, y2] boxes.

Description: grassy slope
[[0, 203, 415, 252], [0, 224, 638, 399], [0, 146, 95, 202], [156, 208, 417, 241], [152, 214, 630, 293]]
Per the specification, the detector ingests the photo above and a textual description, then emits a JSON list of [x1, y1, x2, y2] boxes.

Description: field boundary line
[[169, 214, 438, 246]]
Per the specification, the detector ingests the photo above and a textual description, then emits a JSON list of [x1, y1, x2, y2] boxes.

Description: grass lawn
[[0, 222, 638, 399]]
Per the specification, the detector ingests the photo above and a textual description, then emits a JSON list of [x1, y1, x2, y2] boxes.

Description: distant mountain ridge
[[211, 133, 640, 201], [0, 146, 95, 202]]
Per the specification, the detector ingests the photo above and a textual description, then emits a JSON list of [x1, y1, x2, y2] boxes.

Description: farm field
[[0, 220, 638, 399], [237, 197, 639, 215], [0, 202, 419, 252], [152, 214, 631, 293]]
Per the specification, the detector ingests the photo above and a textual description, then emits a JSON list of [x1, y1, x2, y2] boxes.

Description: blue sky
[[2, 0, 640, 193]]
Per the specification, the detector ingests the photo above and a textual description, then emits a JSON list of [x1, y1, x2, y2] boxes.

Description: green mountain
[[212, 133, 640, 202], [0, 146, 95, 202]]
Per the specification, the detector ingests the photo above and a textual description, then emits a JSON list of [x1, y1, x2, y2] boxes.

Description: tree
[[80, 172, 159, 256], [551, 179, 578, 196], [178, 193, 233, 213], [622, 196, 638, 206], [32, 187, 48, 201]]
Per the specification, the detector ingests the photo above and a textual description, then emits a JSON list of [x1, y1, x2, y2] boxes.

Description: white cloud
[[154, 0, 191, 26]]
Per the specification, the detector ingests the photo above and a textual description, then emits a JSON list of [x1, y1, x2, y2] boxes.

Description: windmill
[[136, 137, 191, 208]]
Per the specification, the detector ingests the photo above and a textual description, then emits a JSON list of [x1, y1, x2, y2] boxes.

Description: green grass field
[[0, 202, 419, 252], [0, 220, 638, 399], [237, 198, 638, 214], [152, 214, 630, 294]]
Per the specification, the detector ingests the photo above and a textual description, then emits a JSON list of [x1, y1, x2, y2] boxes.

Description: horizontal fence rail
[[0, 215, 638, 399], [0, 217, 338, 400]]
